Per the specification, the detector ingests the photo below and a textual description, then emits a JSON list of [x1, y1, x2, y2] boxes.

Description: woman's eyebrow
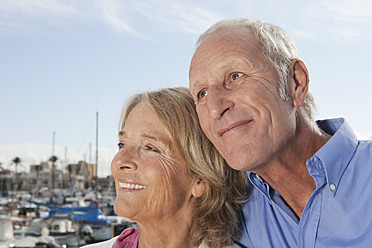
[[142, 134, 171, 150], [118, 132, 170, 148], [142, 134, 158, 140]]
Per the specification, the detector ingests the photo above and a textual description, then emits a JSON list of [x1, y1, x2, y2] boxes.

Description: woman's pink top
[[113, 228, 140, 248]]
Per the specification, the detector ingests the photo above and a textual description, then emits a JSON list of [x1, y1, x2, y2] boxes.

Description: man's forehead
[[198, 26, 255, 49], [191, 28, 258, 65]]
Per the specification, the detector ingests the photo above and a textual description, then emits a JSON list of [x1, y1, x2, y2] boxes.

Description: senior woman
[[83, 87, 247, 248]]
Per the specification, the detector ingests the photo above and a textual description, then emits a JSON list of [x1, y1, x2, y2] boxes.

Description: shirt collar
[[311, 118, 358, 195], [248, 118, 359, 197], [247, 172, 272, 204]]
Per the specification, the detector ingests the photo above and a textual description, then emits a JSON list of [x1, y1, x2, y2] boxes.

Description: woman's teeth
[[119, 182, 147, 189]]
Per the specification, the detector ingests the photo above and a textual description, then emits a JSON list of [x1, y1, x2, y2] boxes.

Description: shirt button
[[330, 184, 336, 191]]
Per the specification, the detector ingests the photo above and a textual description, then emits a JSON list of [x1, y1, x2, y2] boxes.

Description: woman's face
[[111, 102, 199, 224]]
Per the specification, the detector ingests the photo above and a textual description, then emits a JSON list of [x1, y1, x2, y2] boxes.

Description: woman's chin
[[114, 199, 139, 221]]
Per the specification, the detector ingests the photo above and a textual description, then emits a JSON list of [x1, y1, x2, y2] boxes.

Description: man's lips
[[218, 120, 252, 137]]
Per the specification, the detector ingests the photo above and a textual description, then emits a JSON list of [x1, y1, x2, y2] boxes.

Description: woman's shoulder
[[81, 236, 119, 248], [81, 228, 140, 248]]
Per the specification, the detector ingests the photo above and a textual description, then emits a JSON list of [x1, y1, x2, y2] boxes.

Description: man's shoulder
[[358, 139, 372, 147], [353, 139, 372, 161]]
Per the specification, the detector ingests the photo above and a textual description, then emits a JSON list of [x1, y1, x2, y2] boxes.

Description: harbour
[[0, 186, 137, 247], [0, 149, 137, 248]]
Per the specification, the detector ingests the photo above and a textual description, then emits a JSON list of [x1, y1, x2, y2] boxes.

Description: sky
[[1, 0, 372, 177]]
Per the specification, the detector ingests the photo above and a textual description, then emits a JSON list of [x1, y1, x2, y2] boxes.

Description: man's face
[[189, 28, 297, 173]]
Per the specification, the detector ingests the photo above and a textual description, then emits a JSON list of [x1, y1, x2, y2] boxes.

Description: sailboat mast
[[52, 131, 56, 157], [95, 112, 98, 179]]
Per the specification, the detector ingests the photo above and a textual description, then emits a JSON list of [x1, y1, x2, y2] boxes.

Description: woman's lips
[[119, 182, 147, 190]]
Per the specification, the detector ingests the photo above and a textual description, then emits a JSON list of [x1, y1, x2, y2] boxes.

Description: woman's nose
[[111, 148, 138, 171]]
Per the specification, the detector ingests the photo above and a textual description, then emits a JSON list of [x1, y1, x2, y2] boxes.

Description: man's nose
[[207, 86, 234, 119]]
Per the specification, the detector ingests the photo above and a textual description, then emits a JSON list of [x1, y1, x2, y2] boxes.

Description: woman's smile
[[118, 182, 148, 190]]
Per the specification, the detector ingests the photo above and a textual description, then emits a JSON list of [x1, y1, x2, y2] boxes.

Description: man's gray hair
[[196, 18, 316, 119]]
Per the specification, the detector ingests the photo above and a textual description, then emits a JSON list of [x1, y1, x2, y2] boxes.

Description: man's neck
[[254, 120, 331, 219]]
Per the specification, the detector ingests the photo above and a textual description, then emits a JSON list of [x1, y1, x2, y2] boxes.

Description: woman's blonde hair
[[120, 87, 247, 247]]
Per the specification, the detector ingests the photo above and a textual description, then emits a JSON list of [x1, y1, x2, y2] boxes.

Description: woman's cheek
[[143, 155, 181, 213]]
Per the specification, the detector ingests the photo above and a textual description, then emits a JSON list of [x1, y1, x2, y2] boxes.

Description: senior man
[[189, 18, 372, 248]]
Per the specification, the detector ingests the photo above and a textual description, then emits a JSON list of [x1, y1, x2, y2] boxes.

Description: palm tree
[[11, 157, 21, 201], [12, 157, 21, 167], [12, 157, 21, 187], [49, 155, 58, 189]]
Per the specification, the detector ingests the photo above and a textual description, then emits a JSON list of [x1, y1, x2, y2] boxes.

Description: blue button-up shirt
[[237, 118, 372, 248]]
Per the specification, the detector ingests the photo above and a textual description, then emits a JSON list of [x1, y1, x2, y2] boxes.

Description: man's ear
[[290, 59, 309, 108], [191, 178, 206, 198]]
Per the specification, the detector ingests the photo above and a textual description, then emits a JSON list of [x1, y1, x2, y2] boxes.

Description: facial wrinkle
[[144, 152, 190, 220]]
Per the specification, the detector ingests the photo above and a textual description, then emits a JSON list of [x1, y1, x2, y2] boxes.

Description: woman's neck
[[136, 207, 199, 248]]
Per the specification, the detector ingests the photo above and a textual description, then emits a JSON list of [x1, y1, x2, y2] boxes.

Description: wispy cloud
[[132, 0, 221, 35], [338, 28, 363, 39], [0, 0, 95, 34], [283, 0, 372, 42], [318, 0, 372, 40], [0, 143, 115, 176], [323, 0, 372, 22], [96, 0, 149, 39], [0, 143, 53, 168], [0, 0, 83, 18], [0, 0, 220, 37]]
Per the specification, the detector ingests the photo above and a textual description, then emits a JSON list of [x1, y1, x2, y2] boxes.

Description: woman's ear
[[290, 59, 309, 108], [191, 178, 206, 198]]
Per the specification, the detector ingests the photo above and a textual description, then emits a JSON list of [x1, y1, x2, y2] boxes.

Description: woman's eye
[[118, 143, 125, 149], [231, 72, 244, 81], [145, 145, 159, 152], [197, 89, 208, 99]]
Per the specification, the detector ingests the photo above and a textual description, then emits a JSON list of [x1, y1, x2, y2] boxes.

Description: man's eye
[[231, 72, 244, 81], [197, 89, 208, 99], [118, 143, 124, 149]]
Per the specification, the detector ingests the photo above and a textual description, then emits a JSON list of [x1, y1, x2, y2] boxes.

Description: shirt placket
[[297, 157, 327, 248]]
